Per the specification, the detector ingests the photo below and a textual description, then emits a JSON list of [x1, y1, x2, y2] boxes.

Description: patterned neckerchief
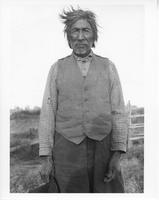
[[73, 50, 93, 63]]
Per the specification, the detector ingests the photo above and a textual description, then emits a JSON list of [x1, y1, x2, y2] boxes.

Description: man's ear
[[68, 41, 72, 49], [67, 38, 72, 49], [67, 34, 72, 49]]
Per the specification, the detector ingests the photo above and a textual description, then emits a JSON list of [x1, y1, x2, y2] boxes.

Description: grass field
[[10, 113, 144, 193]]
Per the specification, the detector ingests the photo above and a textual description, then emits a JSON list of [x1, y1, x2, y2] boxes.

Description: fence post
[[127, 101, 144, 145], [127, 100, 133, 148]]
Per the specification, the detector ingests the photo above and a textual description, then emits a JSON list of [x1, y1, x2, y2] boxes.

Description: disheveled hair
[[59, 6, 98, 48]]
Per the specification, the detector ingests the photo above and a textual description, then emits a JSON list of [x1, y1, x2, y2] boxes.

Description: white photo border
[[0, 0, 158, 199]]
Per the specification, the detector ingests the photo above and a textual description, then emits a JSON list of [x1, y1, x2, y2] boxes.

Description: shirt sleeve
[[108, 60, 128, 152], [38, 62, 58, 156]]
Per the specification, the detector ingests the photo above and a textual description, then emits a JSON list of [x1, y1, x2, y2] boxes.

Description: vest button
[[84, 110, 89, 114], [84, 86, 88, 91]]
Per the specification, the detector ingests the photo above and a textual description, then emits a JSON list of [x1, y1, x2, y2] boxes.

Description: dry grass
[[10, 133, 144, 193], [121, 139, 144, 193], [10, 106, 144, 193]]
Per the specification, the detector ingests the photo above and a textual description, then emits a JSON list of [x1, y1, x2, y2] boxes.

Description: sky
[[2, 0, 145, 108]]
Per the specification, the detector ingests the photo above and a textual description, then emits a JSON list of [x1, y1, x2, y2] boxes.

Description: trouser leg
[[86, 137, 95, 193], [52, 132, 125, 193], [93, 134, 125, 193], [53, 132, 90, 193]]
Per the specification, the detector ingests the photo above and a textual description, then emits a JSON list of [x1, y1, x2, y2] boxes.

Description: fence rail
[[127, 101, 144, 140]]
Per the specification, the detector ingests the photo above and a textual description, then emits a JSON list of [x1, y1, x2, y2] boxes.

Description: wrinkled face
[[69, 19, 94, 57]]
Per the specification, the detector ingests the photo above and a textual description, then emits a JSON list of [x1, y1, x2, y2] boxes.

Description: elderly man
[[39, 7, 128, 193]]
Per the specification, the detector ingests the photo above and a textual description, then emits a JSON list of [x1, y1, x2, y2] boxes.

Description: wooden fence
[[127, 101, 144, 140]]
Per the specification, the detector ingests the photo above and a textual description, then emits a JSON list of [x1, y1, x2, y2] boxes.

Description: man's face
[[69, 19, 94, 57]]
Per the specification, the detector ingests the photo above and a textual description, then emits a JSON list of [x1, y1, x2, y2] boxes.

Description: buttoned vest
[[55, 54, 112, 144]]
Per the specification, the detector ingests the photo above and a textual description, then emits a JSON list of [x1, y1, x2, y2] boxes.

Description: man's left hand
[[104, 151, 122, 183]]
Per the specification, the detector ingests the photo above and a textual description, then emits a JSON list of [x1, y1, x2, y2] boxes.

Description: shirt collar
[[73, 50, 93, 63]]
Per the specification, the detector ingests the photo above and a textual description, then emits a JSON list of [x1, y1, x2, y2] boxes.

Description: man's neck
[[73, 50, 92, 58]]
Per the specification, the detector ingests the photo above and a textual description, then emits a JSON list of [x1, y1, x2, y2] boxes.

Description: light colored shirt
[[74, 51, 93, 77], [39, 52, 127, 156]]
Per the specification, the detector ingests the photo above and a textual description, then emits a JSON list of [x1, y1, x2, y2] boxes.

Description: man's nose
[[78, 31, 84, 40]]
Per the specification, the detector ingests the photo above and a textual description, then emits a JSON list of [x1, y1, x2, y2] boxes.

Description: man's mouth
[[76, 44, 87, 48], [76, 42, 87, 45]]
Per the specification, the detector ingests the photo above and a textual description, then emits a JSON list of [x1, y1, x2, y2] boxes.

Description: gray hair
[[59, 7, 98, 48]]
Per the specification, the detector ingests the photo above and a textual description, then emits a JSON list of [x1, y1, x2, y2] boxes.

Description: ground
[[10, 115, 144, 193]]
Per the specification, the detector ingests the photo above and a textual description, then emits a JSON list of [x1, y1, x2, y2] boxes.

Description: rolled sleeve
[[38, 62, 58, 156], [108, 61, 128, 152]]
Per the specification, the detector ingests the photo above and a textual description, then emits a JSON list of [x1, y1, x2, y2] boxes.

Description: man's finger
[[104, 169, 113, 182]]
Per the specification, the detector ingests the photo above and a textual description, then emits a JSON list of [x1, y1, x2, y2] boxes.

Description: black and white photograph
[[0, 0, 158, 199]]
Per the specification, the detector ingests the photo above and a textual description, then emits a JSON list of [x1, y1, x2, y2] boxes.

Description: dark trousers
[[52, 132, 125, 193]]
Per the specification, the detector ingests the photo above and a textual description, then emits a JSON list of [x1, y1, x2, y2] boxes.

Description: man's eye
[[84, 29, 91, 32], [71, 29, 78, 33]]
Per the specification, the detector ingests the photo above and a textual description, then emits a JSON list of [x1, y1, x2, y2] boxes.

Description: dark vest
[[55, 54, 112, 144]]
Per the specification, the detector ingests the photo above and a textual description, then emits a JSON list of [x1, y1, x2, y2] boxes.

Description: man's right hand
[[39, 156, 53, 183]]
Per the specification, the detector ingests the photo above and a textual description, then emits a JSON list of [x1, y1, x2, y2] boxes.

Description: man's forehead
[[71, 19, 92, 29]]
